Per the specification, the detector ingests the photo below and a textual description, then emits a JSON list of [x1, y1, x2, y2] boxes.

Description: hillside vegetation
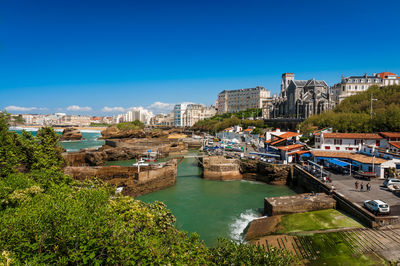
[[0, 111, 295, 265], [300, 85, 400, 133], [192, 108, 266, 133]]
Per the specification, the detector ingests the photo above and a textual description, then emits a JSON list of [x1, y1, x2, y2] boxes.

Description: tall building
[[173, 103, 188, 127], [272, 73, 333, 119], [217, 86, 270, 114]]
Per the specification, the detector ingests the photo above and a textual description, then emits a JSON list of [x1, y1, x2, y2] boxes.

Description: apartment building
[[182, 104, 216, 127], [332, 72, 400, 104], [217, 86, 270, 114]]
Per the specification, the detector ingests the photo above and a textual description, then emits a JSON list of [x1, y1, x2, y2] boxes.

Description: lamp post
[[370, 93, 377, 118]]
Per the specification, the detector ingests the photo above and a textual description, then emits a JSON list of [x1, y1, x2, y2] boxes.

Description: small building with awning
[[310, 150, 394, 178]]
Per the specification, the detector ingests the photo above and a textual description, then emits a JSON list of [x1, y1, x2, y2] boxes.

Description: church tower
[[280, 73, 295, 98]]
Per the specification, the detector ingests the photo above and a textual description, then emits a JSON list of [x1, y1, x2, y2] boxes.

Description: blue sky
[[1, 0, 400, 115]]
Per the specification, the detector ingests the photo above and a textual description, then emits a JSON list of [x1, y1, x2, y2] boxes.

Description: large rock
[[100, 126, 170, 139], [60, 128, 82, 141]]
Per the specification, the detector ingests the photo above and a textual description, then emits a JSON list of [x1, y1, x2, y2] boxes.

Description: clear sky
[[1, 0, 400, 115]]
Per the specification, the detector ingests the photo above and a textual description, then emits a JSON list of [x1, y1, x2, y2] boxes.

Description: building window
[[376, 140, 380, 146], [336, 147, 340, 150], [334, 139, 342, 145], [354, 139, 362, 145], [325, 146, 330, 150]]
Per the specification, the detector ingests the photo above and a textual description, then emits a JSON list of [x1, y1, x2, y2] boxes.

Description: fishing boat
[[133, 159, 149, 167]]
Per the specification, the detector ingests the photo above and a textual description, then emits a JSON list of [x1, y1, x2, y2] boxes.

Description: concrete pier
[[264, 193, 336, 216]]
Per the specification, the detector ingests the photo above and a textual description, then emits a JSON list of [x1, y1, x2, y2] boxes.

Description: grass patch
[[308, 233, 387, 266], [277, 209, 363, 234], [116, 120, 144, 131]]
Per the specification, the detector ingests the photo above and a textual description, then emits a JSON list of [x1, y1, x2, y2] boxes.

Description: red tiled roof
[[244, 128, 253, 132], [323, 133, 382, 139], [278, 132, 299, 139], [288, 150, 310, 155], [377, 72, 397, 79], [269, 138, 286, 145], [389, 142, 400, 149], [276, 144, 304, 151], [380, 132, 400, 138]]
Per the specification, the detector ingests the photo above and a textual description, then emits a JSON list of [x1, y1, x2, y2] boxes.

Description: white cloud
[[102, 106, 126, 112], [66, 105, 92, 111], [147, 101, 175, 114], [5, 106, 38, 111]]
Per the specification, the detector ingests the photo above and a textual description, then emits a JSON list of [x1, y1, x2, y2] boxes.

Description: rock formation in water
[[59, 127, 83, 141], [100, 126, 172, 139]]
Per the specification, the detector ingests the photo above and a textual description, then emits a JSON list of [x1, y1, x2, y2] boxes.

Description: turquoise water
[[112, 154, 296, 246], [10, 128, 104, 152], [11, 128, 296, 245]]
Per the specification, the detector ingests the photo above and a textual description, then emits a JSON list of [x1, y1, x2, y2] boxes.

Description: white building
[[173, 103, 188, 127], [315, 133, 385, 151], [181, 104, 216, 127], [332, 72, 400, 104], [151, 113, 174, 126], [122, 108, 154, 125], [217, 86, 270, 114]]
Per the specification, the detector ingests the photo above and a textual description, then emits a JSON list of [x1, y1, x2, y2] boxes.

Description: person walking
[[355, 180, 359, 190], [360, 182, 364, 192], [366, 183, 371, 192]]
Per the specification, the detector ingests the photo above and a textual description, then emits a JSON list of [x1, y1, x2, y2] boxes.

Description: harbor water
[[11, 128, 295, 246], [119, 155, 296, 246]]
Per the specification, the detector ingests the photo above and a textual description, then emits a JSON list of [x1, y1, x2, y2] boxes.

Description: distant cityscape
[[10, 71, 400, 127]]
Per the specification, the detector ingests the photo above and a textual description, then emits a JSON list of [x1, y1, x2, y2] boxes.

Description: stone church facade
[[271, 73, 334, 119]]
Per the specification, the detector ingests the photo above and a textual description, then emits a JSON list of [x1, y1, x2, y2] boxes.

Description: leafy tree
[[299, 85, 400, 133], [0, 111, 21, 177]]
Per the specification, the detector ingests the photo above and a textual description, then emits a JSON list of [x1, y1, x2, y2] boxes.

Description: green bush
[[116, 120, 145, 131]]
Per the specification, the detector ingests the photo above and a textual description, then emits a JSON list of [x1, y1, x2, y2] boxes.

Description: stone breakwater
[[64, 159, 177, 197]]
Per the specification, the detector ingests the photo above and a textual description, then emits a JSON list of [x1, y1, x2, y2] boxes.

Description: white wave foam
[[230, 209, 260, 243], [9, 126, 38, 132]]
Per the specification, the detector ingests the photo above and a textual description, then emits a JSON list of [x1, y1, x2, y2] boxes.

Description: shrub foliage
[[0, 111, 295, 265]]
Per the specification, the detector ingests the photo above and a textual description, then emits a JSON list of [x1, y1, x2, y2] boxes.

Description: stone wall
[[202, 156, 242, 180], [264, 193, 336, 216], [64, 160, 177, 197]]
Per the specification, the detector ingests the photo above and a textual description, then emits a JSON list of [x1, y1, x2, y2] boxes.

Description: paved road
[[327, 172, 400, 215]]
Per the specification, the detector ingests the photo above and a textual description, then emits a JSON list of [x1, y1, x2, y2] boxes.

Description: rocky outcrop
[[100, 126, 147, 139], [239, 160, 291, 185], [59, 128, 82, 141], [64, 160, 177, 197], [100, 126, 171, 139]]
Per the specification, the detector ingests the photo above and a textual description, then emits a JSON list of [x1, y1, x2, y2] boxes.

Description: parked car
[[363, 200, 390, 215], [383, 178, 400, 188]]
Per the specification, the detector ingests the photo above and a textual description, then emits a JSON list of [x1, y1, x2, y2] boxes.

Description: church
[[271, 73, 334, 119]]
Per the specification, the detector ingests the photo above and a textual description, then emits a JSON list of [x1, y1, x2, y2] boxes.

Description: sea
[[9, 126, 104, 152]]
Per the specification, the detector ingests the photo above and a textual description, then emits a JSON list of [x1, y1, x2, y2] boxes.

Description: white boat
[[133, 159, 149, 167]]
